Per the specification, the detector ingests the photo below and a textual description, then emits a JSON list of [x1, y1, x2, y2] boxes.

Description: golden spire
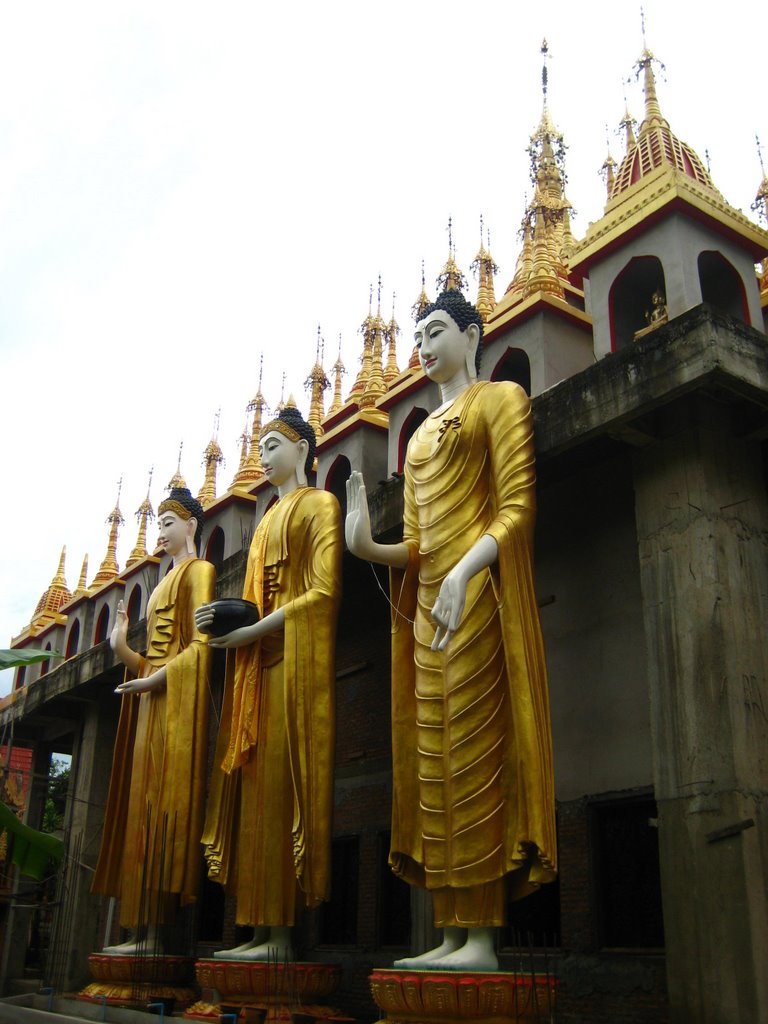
[[506, 41, 574, 301], [752, 135, 768, 294], [275, 372, 287, 413], [636, 10, 666, 131], [436, 217, 467, 293], [361, 276, 387, 408], [198, 410, 225, 508], [91, 480, 125, 589], [167, 442, 186, 490], [383, 294, 400, 386], [284, 392, 298, 410], [347, 284, 375, 402], [600, 125, 618, 197], [306, 325, 331, 435], [32, 546, 72, 622], [74, 554, 89, 597], [326, 335, 347, 416], [231, 355, 268, 490], [126, 468, 155, 567], [471, 216, 499, 323], [620, 103, 637, 152], [409, 261, 430, 368]]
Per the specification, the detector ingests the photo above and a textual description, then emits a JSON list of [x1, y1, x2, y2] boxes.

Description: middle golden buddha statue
[[197, 407, 342, 961], [346, 289, 557, 971]]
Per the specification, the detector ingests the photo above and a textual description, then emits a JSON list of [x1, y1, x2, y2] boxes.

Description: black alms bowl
[[199, 598, 260, 637]]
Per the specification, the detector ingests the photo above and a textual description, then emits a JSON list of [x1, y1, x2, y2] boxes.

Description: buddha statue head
[[259, 407, 317, 490], [416, 290, 484, 382], [157, 487, 205, 557]]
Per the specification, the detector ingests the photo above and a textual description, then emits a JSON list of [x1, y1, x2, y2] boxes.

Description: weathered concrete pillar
[[633, 394, 768, 1024], [60, 695, 120, 988]]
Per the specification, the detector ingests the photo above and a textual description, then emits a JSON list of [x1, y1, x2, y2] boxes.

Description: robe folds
[[202, 487, 341, 927], [92, 558, 214, 928], [389, 381, 557, 921]]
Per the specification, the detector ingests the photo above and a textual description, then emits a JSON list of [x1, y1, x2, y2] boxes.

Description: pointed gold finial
[[436, 217, 467, 293], [198, 410, 225, 508], [635, 9, 667, 132], [600, 124, 618, 196], [384, 293, 401, 385], [91, 480, 125, 589], [471, 215, 499, 323], [75, 554, 89, 596], [31, 545, 72, 622], [306, 324, 331, 435], [275, 372, 288, 413], [167, 442, 186, 490], [127, 468, 155, 567], [347, 284, 374, 402], [361, 276, 387, 408], [326, 334, 347, 416], [231, 356, 268, 490]]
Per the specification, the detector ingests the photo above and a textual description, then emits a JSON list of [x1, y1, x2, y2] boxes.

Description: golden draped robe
[[390, 381, 556, 927], [202, 487, 341, 926], [92, 557, 214, 928]]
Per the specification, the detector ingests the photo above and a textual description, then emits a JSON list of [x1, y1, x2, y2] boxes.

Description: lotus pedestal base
[[78, 953, 197, 1009], [369, 968, 557, 1024], [184, 959, 352, 1022]]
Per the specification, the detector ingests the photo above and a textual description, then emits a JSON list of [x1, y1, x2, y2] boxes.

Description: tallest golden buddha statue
[[346, 289, 556, 971]]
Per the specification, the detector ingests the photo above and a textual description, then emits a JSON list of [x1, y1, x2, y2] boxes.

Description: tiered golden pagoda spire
[[752, 135, 768, 294], [471, 216, 499, 323], [74, 554, 89, 597], [360, 277, 387, 408], [275, 372, 288, 413], [167, 442, 186, 490], [198, 410, 225, 509], [231, 356, 268, 490], [347, 285, 375, 403], [409, 261, 431, 367], [383, 294, 400, 386], [305, 326, 331, 436], [91, 480, 125, 590], [326, 335, 346, 417], [505, 41, 574, 302], [126, 468, 155, 568], [600, 125, 618, 198], [32, 546, 72, 623], [436, 218, 467, 294]]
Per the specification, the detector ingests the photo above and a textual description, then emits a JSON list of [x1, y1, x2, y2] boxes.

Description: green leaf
[[0, 649, 64, 669]]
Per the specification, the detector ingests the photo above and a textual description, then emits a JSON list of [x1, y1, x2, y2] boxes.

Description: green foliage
[[0, 648, 63, 669], [42, 757, 70, 834]]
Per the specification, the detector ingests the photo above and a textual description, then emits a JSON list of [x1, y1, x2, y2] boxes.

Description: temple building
[[1, 36, 767, 1024]]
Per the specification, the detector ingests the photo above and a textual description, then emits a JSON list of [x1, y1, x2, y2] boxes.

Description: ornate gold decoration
[[197, 411, 225, 509], [231, 356, 268, 490], [347, 284, 375, 403], [361, 277, 387, 408], [32, 546, 71, 623], [79, 954, 196, 1009], [187, 960, 342, 1019], [90, 481, 125, 590], [471, 216, 499, 323], [305, 326, 331, 436], [384, 293, 401, 386], [74, 554, 89, 597], [369, 968, 556, 1024], [167, 441, 187, 490], [259, 419, 301, 443], [126, 468, 155, 568], [436, 217, 467, 294], [325, 335, 346, 417], [157, 499, 193, 520]]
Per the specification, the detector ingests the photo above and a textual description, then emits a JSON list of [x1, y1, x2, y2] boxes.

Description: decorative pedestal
[[369, 969, 557, 1024], [185, 959, 351, 1022], [78, 953, 197, 1009]]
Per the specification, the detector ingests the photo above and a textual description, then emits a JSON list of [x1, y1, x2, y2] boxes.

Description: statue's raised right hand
[[109, 601, 128, 652], [345, 470, 373, 557]]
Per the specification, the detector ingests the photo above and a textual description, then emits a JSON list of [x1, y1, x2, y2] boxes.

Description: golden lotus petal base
[[369, 968, 557, 1024], [78, 953, 197, 1008]]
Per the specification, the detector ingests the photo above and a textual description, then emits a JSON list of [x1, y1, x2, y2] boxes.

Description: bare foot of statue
[[430, 927, 498, 972], [393, 927, 465, 968], [216, 927, 293, 962], [213, 927, 270, 959], [102, 926, 163, 956]]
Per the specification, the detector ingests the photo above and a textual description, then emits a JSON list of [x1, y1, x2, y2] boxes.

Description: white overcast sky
[[1, 1, 765, 692]]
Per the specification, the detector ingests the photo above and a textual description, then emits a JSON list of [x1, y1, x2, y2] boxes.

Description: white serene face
[[415, 309, 472, 384], [157, 510, 192, 558], [259, 430, 303, 488]]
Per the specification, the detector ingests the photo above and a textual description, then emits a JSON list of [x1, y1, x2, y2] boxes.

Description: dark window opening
[[319, 835, 359, 945], [94, 606, 110, 644], [490, 347, 532, 395], [502, 875, 561, 949], [326, 456, 352, 522], [698, 251, 748, 323], [377, 831, 411, 946], [65, 619, 80, 659], [609, 255, 667, 350], [590, 796, 665, 949], [205, 527, 225, 570], [126, 586, 142, 624]]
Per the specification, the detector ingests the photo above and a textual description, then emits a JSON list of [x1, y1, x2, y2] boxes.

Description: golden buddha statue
[[346, 290, 557, 972], [92, 487, 214, 954], [197, 407, 342, 961]]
